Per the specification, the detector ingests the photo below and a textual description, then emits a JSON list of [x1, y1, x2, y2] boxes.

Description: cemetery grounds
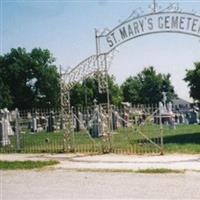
[[1, 107, 199, 154]]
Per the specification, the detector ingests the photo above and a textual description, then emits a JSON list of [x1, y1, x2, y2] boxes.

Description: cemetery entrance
[[1, 1, 200, 154], [0, 104, 165, 154]]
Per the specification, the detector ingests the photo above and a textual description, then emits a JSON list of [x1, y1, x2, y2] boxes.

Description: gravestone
[[122, 111, 129, 127], [27, 112, 32, 130], [0, 109, 11, 146], [83, 110, 90, 128], [159, 102, 164, 114], [111, 111, 118, 130], [4, 108, 14, 136], [116, 111, 122, 128], [47, 111, 55, 132], [89, 107, 100, 138], [31, 112, 38, 132], [174, 114, 179, 124], [187, 111, 199, 124], [37, 114, 43, 132], [179, 113, 184, 124], [40, 115, 47, 130], [99, 108, 108, 137], [78, 111, 85, 130], [74, 108, 80, 132]]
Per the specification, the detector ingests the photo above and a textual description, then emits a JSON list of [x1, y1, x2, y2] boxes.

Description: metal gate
[[0, 104, 163, 154]]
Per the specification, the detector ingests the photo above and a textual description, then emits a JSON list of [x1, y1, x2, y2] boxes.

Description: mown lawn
[[111, 124, 200, 153], [1, 124, 200, 154]]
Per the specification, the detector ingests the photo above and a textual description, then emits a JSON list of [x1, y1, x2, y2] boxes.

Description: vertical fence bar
[[15, 108, 21, 152], [159, 104, 164, 155]]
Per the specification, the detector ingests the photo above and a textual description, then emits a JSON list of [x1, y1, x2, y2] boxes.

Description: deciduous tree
[[184, 62, 200, 102], [0, 47, 60, 109], [121, 67, 176, 104]]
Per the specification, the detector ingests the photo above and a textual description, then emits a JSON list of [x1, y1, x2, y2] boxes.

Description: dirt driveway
[[1, 153, 200, 171], [2, 170, 200, 200]]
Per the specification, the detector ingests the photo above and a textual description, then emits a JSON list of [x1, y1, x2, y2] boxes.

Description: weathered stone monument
[[47, 111, 55, 132], [111, 110, 118, 130], [27, 112, 32, 130], [74, 108, 80, 132], [122, 110, 129, 127], [31, 112, 38, 132], [186, 110, 199, 124], [89, 107, 100, 137], [99, 107, 108, 137], [4, 108, 14, 136], [158, 92, 175, 127], [0, 109, 11, 146]]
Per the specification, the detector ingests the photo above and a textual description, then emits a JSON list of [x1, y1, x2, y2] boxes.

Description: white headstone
[[3, 108, 14, 136], [0, 110, 11, 146], [159, 102, 164, 115], [168, 102, 172, 113]]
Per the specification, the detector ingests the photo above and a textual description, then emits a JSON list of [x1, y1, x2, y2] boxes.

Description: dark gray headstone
[[47, 111, 55, 132]]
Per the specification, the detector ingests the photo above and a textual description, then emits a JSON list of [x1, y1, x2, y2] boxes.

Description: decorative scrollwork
[[60, 51, 115, 151], [62, 52, 115, 91], [96, 28, 111, 37], [158, 3, 181, 13]]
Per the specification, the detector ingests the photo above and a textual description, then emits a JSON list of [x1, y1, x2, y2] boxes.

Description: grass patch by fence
[[0, 160, 59, 170], [136, 168, 184, 174], [75, 168, 135, 173], [71, 168, 184, 173]]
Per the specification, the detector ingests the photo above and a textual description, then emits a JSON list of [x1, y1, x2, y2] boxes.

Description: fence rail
[[1, 104, 199, 154]]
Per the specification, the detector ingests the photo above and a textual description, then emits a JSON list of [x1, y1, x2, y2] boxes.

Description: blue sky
[[1, 0, 200, 101]]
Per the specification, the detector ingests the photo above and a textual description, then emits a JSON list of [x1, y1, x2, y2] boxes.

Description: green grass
[[75, 168, 135, 173], [1, 124, 200, 154], [136, 168, 184, 174], [111, 124, 200, 154], [0, 160, 59, 170], [70, 168, 184, 173]]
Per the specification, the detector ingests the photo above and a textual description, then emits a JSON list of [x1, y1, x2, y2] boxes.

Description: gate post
[[95, 30, 112, 152], [60, 75, 74, 153], [104, 54, 112, 151]]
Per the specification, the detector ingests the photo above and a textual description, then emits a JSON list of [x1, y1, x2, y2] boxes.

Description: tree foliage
[[184, 62, 200, 102], [121, 66, 176, 104], [0, 47, 60, 109], [70, 75, 123, 107], [0, 47, 178, 109]]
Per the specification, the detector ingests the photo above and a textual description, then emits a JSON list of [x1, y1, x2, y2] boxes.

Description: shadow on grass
[[163, 132, 200, 144], [136, 132, 200, 145]]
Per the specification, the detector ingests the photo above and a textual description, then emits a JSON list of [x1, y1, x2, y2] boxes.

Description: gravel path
[[1, 153, 200, 171], [1, 170, 200, 200]]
